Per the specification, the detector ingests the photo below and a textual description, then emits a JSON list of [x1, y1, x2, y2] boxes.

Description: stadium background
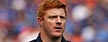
[[0, 0, 108, 42]]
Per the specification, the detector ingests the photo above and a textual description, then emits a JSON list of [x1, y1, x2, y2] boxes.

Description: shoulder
[[67, 41, 71, 42], [62, 36, 71, 42], [29, 33, 42, 42], [29, 39, 37, 42]]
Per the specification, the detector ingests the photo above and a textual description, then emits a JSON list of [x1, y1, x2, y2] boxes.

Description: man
[[30, 0, 70, 42]]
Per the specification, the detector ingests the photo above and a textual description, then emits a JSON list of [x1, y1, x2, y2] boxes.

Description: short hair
[[37, 0, 66, 19]]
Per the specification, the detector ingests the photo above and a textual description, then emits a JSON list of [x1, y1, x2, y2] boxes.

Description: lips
[[54, 26, 62, 32], [55, 27, 62, 29]]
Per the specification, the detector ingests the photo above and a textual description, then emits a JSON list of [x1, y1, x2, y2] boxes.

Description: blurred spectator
[[81, 16, 96, 42], [95, 0, 108, 18], [93, 1, 108, 41], [71, 23, 84, 42], [17, 27, 39, 42], [95, 22, 108, 42], [71, 4, 91, 22], [11, 0, 26, 11]]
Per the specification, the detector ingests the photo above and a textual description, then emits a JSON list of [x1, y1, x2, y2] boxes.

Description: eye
[[60, 16, 66, 20], [48, 16, 57, 19]]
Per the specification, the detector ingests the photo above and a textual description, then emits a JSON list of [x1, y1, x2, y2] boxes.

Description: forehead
[[45, 8, 66, 16]]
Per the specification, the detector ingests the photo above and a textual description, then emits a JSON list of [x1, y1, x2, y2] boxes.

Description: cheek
[[47, 19, 56, 26], [43, 20, 55, 29], [62, 21, 66, 25], [62, 21, 66, 28], [43, 21, 55, 34]]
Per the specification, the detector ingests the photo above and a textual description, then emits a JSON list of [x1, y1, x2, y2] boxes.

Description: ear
[[38, 17, 43, 27]]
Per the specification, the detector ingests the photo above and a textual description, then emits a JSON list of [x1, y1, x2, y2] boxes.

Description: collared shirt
[[30, 33, 70, 42]]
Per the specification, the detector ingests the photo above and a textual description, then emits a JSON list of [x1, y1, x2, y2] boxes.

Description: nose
[[56, 17, 61, 25]]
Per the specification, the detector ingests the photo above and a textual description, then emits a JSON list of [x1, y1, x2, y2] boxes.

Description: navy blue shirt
[[30, 33, 70, 42]]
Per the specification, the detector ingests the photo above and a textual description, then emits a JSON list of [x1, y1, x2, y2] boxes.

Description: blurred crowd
[[0, 0, 108, 42]]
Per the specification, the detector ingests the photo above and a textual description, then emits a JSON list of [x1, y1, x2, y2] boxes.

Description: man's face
[[39, 8, 66, 37]]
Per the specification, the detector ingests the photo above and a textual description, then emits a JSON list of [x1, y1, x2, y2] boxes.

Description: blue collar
[[30, 33, 70, 42]]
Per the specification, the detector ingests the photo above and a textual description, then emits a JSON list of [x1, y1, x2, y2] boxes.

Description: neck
[[40, 28, 62, 42]]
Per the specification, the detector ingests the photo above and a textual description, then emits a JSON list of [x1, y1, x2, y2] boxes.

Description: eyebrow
[[48, 16, 57, 18], [60, 16, 66, 18], [48, 15, 66, 18]]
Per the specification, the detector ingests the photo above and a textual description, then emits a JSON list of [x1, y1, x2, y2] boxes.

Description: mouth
[[54, 26, 62, 32], [55, 27, 62, 29]]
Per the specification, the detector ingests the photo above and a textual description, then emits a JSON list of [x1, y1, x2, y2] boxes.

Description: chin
[[52, 33, 63, 37]]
